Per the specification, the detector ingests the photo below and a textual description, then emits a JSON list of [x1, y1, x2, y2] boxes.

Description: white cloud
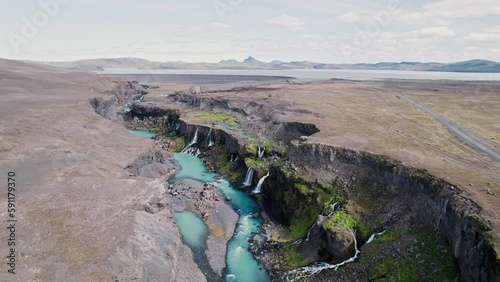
[[336, 12, 362, 23], [414, 26, 456, 38], [210, 22, 232, 30], [464, 25, 500, 42], [264, 14, 305, 31], [423, 0, 500, 18]]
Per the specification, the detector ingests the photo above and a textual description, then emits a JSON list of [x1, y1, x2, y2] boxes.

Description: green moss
[[262, 139, 275, 151], [283, 176, 347, 241], [285, 247, 308, 267], [361, 228, 461, 282], [370, 258, 394, 280], [324, 212, 358, 230], [375, 228, 401, 243], [148, 124, 163, 133], [295, 183, 310, 195], [169, 136, 185, 152], [215, 155, 241, 182], [288, 217, 315, 241], [245, 143, 259, 155], [244, 157, 269, 175], [194, 111, 240, 126]]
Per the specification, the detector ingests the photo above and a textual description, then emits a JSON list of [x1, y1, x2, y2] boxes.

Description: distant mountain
[[34, 57, 500, 73], [430, 59, 500, 73], [242, 56, 265, 65], [219, 59, 239, 65]]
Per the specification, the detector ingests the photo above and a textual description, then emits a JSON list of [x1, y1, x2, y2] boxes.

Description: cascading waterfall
[[195, 149, 201, 157], [258, 147, 265, 158], [175, 121, 181, 131], [252, 172, 270, 194], [230, 155, 238, 168], [366, 229, 386, 244], [181, 128, 198, 153], [292, 202, 340, 246], [184, 147, 195, 155], [305, 223, 316, 242], [285, 228, 387, 282], [207, 128, 215, 147], [326, 202, 339, 217], [230, 154, 234, 162], [242, 168, 254, 187], [285, 230, 360, 281]]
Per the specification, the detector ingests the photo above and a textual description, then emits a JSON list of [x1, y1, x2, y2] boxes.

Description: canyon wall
[[283, 143, 499, 282]]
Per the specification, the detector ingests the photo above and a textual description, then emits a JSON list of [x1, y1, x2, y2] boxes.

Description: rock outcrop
[[90, 81, 148, 121], [125, 149, 176, 179]]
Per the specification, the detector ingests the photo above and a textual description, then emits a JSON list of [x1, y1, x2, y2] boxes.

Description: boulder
[[324, 222, 355, 262]]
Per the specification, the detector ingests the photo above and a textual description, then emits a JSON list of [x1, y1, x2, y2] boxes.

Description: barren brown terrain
[[0, 59, 206, 282]]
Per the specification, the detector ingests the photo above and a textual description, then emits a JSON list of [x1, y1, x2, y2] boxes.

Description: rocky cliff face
[[284, 142, 499, 282], [275, 122, 319, 142], [167, 91, 319, 141], [90, 81, 148, 121], [126, 103, 180, 121], [177, 121, 243, 155]]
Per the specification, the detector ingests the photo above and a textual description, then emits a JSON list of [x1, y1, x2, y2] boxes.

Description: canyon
[[1, 58, 499, 281]]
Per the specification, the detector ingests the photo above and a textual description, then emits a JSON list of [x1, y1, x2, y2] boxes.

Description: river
[[171, 153, 270, 282]]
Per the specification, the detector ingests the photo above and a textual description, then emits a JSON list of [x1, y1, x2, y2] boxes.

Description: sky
[[1, 0, 499, 63]]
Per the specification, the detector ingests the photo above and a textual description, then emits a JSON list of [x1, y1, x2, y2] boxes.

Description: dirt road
[[396, 93, 500, 163]]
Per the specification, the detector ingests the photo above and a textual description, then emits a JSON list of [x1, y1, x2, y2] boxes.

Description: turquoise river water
[[127, 129, 158, 138], [171, 153, 270, 282]]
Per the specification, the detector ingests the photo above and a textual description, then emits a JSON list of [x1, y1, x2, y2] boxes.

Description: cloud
[[264, 14, 305, 31], [464, 25, 500, 42], [210, 22, 232, 30], [336, 12, 362, 23], [414, 26, 456, 38], [423, 0, 500, 18]]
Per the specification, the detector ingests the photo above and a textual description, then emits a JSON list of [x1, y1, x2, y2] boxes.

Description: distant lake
[[97, 68, 500, 81]]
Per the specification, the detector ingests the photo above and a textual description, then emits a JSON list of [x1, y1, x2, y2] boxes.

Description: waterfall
[[290, 222, 316, 246], [292, 203, 339, 247], [366, 229, 386, 244], [207, 128, 215, 147], [285, 228, 389, 282], [175, 122, 180, 131], [252, 172, 270, 194], [185, 147, 194, 155], [326, 202, 339, 217], [305, 223, 316, 242], [195, 149, 201, 157], [258, 147, 265, 158], [181, 128, 198, 153], [242, 168, 254, 187], [230, 155, 238, 168], [230, 154, 234, 162], [285, 230, 360, 281]]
